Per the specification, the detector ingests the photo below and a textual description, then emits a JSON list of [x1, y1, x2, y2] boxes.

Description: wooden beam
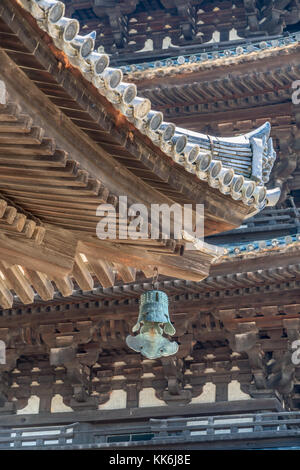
[[72, 254, 94, 292], [23, 268, 54, 301], [86, 255, 115, 288], [0, 229, 76, 278], [0, 399, 282, 427], [114, 263, 136, 283], [52, 276, 74, 297], [0, 276, 13, 309], [79, 239, 214, 282], [211, 250, 300, 277], [142, 266, 156, 279], [0, 261, 34, 304]]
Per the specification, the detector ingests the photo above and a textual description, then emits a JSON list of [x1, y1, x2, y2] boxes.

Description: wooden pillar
[[126, 383, 139, 408], [213, 376, 231, 402]]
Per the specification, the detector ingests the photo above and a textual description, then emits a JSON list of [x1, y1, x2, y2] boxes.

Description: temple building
[[0, 0, 300, 450]]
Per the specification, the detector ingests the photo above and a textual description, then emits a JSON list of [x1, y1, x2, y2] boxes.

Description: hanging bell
[[126, 290, 178, 360]]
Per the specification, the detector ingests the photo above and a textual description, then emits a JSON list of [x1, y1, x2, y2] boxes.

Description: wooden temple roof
[[124, 35, 299, 136], [0, 0, 281, 310], [123, 30, 300, 205]]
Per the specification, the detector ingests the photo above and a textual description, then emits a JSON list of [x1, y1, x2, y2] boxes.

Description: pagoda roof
[[13, 0, 278, 206], [0, 0, 280, 308]]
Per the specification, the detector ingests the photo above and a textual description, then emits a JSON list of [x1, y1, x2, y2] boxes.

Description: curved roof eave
[[17, 0, 280, 213]]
